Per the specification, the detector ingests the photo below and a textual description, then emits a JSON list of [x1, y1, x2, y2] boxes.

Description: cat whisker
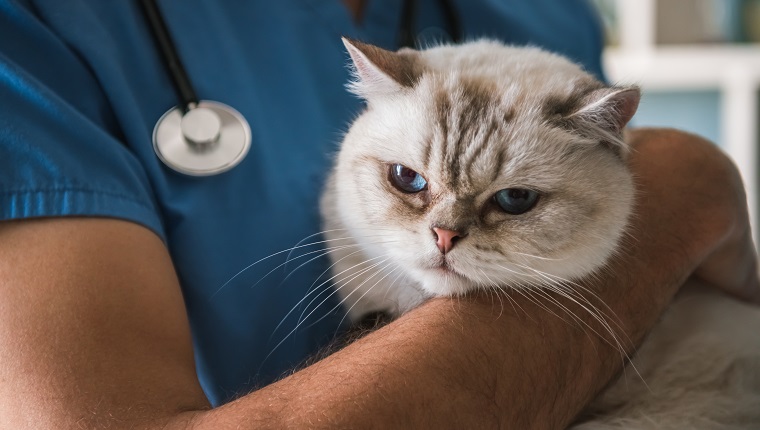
[[381, 268, 409, 307], [509, 261, 635, 353], [252, 244, 364, 291], [503, 273, 583, 326], [512, 284, 571, 326], [213, 234, 389, 298], [499, 261, 622, 348], [299, 254, 390, 321], [487, 264, 574, 322], [292, 237, 398, 325], [494, 262, 538, 279], [516, 265, 621, 347], [283, 228, 401, 271], [478, 268, 511, 319], [270, 247, 369, 338], [509, 263, 648, 386], [335, 264, 401, 329], [295, 254, 393, 328], [264, 257, 393, 364], [511, 259, 616, 313], [283, 229, 353, 273], [509, 251, 568, 262], [272, 252, 389, 338], [280, 239, 400, 286], [302, 245, 374, 304], [541, 284, 650, 390]]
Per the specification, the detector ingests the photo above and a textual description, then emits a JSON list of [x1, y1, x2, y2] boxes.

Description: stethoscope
[[141, 0, 460, 176]]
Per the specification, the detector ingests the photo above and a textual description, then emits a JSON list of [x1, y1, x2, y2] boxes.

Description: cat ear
[[564, 86, 641, 156], [571, 86, 640, 132], [342, 37, 421, 99]]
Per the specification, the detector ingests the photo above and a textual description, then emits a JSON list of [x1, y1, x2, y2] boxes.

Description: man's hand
[[0, 128, 756, 429]]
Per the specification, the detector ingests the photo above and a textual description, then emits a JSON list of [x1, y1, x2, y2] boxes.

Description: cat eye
[[494, 188, 540, 215], [389, 164, 428, 193]]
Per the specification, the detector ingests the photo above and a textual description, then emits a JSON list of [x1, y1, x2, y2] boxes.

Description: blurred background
[[592, 0, 760, 239]]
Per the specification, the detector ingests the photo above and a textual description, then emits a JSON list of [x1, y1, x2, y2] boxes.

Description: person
[[0, 0, 757, 428]]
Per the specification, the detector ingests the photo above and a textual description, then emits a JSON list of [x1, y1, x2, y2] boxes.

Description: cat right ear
[[342, 37, 421, 99]]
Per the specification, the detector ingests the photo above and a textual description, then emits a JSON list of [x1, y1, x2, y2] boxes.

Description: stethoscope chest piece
[[153, 101, 251, 176]]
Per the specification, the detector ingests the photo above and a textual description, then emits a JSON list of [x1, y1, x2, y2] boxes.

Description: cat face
[[327, 39, 638, 298]]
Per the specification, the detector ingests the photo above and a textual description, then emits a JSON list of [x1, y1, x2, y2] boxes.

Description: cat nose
[[432, 227, 464, 254]]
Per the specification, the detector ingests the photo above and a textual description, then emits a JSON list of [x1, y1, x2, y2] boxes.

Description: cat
[[319, 38, 760, 428]]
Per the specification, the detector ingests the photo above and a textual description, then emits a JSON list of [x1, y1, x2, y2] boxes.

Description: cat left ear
[[571, 86, 640, 132], [342, 37, 421, 99], [565, 86, 641, 156]]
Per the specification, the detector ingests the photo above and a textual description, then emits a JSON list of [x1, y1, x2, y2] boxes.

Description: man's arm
[[0, 128, 756, 429], [0, 218, 209, 428]]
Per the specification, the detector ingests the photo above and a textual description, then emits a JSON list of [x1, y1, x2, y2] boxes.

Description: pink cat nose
[[432, 227, 463, 254]]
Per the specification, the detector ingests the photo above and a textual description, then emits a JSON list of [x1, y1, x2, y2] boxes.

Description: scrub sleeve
[[0, 2, 164, 238]]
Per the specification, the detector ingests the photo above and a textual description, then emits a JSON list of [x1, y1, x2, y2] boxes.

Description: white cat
[[320, 38, 760, 428]]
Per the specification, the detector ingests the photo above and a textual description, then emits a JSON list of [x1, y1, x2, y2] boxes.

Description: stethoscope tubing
[[139, 0, 198, 112]]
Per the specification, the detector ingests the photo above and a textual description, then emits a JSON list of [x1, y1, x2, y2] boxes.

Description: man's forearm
[[180, 295, 623, 429], [181, 276, 675, 429]]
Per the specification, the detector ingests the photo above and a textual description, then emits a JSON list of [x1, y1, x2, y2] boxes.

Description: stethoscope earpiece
[[153, 101, 251, 176]]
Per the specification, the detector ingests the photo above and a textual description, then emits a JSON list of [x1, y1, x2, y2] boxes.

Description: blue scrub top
[[0, 0, 605, 406]]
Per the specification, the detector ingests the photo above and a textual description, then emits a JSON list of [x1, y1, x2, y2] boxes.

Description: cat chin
[[414, 267, 478, 297]]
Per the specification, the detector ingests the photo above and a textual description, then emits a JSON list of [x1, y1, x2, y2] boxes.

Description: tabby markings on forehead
[[432, 79, 510, 192], [421, 136, 433, 169], [490, 150, 506, 184], [462, 118, 498, 181], [430, 90, 450, 171]]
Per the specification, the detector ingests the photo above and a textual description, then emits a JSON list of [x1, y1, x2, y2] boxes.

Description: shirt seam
[[0, 187, 155, 211]]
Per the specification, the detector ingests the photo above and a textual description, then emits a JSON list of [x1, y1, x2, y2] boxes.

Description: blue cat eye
[[389, 164, 428, 193], [494, 188, 540, 215]]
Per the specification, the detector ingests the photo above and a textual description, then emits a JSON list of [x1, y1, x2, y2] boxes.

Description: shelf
[[604, 43, 760, 240], [604, 44, 760, 90], [605, 0, 760, 242]]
